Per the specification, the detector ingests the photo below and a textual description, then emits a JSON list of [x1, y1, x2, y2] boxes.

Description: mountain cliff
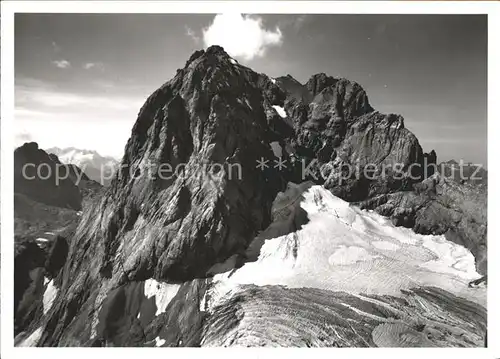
[[14, 46, 486, 347], [14, 143, 103, 238], [14, 142, 83, 211]]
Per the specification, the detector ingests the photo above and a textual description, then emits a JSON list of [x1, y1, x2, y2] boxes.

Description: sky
[[14, 14, 487, 165]]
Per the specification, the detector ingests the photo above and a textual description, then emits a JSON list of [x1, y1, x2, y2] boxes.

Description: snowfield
[[272, 105, 287, 118], [144, 279, 180, 316], [207, 186, 484, 311]]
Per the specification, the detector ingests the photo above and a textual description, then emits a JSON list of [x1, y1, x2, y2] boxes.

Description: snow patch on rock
[[199, 291, 207, 312], [144, 279, 181, 316], [154, 336, 166, 347], [43, 279, 58, 315], [272, 105, 287, 118]]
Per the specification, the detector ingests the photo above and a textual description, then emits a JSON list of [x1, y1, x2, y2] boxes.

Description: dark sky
[[14, 14, 487, 165]]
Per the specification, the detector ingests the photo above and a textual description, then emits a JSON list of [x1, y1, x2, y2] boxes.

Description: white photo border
[[1, 1, 499, 358]]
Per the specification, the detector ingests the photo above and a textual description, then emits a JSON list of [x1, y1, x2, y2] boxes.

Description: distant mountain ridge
[[46, 147, 119, 186]]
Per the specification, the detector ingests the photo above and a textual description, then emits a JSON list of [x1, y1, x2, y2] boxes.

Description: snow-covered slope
[[206, 186, 485, 312]]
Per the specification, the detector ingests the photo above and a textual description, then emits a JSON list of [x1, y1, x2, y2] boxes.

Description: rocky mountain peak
[[78, 46, 295, 284], [52, 47, 437, 287]]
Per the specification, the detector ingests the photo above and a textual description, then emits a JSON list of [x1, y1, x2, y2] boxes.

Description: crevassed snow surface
[[144, 279, 180, 316], [208, 186, 484, 310], [272, 105, 287, 118], [43, 279, 58, 315]]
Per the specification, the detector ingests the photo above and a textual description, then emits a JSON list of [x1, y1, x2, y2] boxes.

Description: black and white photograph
[[1, 1, 499, 354]]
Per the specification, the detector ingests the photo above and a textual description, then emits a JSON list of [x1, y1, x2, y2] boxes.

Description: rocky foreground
[[14, 46, 487, 347]]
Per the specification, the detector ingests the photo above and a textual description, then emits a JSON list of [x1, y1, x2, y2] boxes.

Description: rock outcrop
[[14, 144, 103, 336], [275, 74, 431, 201], [14, 234, 70, 335], [437, 160, 487, 185]]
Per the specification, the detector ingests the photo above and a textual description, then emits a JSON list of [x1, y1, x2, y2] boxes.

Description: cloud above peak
[[52, 59, 71, 69], [202, 13, 283, 61], [185, 26, 200, 43]]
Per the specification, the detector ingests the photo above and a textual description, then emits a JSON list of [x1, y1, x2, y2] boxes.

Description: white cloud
[[15, 130, 33, 145], [202, 13, 283, 60], [52, 59, 71, 69], [14, 79, 147, 157], [185, 26, 200, 43], [83, 62, 105, 71], [16, 86, 143, 111]]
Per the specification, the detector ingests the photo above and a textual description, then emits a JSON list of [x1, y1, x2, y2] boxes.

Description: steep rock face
[[14, 143, 101, 239], [357, 173, 487, 274], [14, 144, 102, 337], [31, 46, 293, 345], [48, 152, 103, 204], [14, 241, 46, 327], [274, 74, 429, 201], [14, 142, 82, 210], [14, 235, 70, 335], [423, 150, 438, 177], [93, 45, 290, 281]]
